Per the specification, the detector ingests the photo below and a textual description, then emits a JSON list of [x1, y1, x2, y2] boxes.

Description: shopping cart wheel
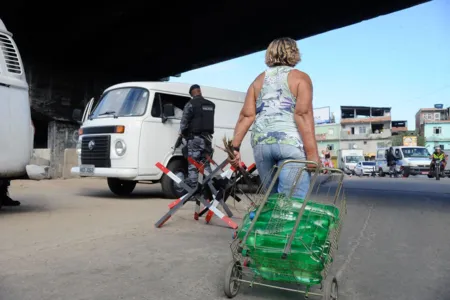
[[223, 261, 242, 298], [322, 276, 338, 300]]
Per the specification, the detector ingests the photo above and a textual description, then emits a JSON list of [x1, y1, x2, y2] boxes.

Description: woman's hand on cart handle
[[307, 155, 322, 170]]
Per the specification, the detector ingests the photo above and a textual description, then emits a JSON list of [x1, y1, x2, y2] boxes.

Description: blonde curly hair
[[265, 37, 301, 67]]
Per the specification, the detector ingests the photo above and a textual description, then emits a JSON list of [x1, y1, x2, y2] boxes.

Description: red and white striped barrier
[[155, 161, 238, 229]]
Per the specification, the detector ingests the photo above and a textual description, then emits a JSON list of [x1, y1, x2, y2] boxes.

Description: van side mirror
[[72, 109, 82, 122], [161, 103, 175, 123]]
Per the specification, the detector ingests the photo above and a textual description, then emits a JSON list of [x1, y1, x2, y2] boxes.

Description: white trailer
[[337, 149, 365, 175]]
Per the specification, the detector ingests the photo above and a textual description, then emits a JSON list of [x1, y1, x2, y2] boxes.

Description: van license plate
[[80, 165, 95, 176]]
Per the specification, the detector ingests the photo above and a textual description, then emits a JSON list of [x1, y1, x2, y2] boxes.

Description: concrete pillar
[[47, 121, 79, 178]]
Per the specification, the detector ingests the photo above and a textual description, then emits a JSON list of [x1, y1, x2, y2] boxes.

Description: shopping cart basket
[[223, 160, 346, 299]]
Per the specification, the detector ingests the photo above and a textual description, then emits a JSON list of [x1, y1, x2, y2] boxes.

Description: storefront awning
[[364, 152, 376, 157]]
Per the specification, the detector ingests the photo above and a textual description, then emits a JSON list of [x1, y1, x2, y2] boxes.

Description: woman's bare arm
[[232, 73, 264, 148], [291, 71, 320, 163]]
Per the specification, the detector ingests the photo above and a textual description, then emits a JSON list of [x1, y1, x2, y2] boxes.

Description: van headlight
[[76, 140, 82, 156], [115, 140, 126, 156]]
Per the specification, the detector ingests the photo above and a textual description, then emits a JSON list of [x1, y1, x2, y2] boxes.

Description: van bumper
[[71, 167, 138, 179], [403, 166, 430, 176]]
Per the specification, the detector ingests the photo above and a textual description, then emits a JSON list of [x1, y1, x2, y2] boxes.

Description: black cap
[[189, 84, 200, 95]]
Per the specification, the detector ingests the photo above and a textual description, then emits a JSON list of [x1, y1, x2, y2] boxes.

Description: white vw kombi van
[[71, 82, 255, 199], [375, 146, 431, 177], [0, 19, 34, 180]]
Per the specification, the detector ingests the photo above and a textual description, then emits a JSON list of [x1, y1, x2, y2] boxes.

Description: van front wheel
[[161, 159, 188, 199], [107, 178, 137, 196]]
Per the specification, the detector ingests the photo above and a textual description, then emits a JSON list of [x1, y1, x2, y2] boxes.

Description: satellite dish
[[353, 144, 358, 149]]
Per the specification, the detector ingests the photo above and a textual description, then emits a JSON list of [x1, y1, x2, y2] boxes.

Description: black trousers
[[0, 180, 10, 196]]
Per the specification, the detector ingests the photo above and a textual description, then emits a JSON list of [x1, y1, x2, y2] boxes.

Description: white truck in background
[[0, 18, 46, 208], [337, 149, 365, 175]]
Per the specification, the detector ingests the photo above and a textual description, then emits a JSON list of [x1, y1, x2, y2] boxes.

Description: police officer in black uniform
[[179, 84, 216, 190]]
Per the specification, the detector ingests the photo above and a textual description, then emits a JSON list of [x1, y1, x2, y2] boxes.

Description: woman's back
[[251, 66, 303, 148]]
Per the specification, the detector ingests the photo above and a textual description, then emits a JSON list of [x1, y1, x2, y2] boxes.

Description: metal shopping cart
[[223, 160, 347, 299]]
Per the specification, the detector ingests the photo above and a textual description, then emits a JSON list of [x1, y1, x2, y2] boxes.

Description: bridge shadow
[[0, 203, 52, 215], [75, 188, 166, 200]]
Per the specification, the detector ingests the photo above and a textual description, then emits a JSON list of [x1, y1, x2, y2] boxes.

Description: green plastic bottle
[[236, 193, 339, 285]]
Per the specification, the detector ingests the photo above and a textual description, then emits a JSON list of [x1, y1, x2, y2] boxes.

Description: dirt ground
[[2, 177, 450, 300]]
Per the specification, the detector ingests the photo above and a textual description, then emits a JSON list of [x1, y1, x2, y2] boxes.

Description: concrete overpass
[[1, 0, 428, 160], [2, 1, 427, 119]]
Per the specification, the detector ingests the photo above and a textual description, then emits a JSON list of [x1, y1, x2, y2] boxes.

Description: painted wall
[[315, 124, 341, 156], [424, 123, 450, 152], [339, 139, 391, 156]]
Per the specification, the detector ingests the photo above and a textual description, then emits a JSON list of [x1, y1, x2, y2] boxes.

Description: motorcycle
[[427, 159, 444, 181]]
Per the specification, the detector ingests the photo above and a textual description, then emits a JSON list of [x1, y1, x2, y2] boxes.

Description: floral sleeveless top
[[251, 66, 304, 151]]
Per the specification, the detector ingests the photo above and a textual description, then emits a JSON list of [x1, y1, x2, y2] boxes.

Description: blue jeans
[[253, 144, 311, 199]]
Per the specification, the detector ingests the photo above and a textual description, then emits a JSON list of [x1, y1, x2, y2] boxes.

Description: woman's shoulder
[[288, 69, 312, 83], [251, 71, 266, 90]]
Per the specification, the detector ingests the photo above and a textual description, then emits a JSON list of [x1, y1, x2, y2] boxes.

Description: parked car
[[354, 161, 376, 176]]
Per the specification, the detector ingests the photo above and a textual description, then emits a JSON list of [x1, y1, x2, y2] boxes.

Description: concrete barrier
[[30, 149, 51, 166], [63, 149, 79, 179]]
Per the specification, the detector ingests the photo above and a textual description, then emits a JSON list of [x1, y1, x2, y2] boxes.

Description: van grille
[[0, 33, 22, 74], [81, 135, 111, 168]]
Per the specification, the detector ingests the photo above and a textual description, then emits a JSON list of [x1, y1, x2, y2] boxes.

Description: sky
[[170, 0, 450, 130]]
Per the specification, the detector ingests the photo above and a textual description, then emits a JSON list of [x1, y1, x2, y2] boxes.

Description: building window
[[433, 127, 442, 135], [434, 113, 441, 120], [327, 144, 334, 151], [359, 127, 366, 134], [424, 113, 433, 121], [440, 145, 444, 150]]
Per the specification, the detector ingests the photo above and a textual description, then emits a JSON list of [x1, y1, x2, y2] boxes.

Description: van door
[[81, 97, 95, 123], [139, 92, 190, 176]]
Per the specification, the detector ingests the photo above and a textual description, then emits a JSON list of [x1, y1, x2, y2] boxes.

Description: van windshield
[[346, 156, 365, 163], [90, 87, 149, 118], [401, 147, 430, 158]]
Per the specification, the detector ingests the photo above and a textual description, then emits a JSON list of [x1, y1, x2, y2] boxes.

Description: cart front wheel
[[224, 261, 242, 298], [323, 276, 338, 300]]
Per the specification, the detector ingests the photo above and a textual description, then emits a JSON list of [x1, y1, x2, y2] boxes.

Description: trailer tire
[[161, 159, 188, 199], [107, 178, 137, 196]]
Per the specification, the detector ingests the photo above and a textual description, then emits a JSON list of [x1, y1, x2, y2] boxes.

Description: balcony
[[340, 129, 392, 140]]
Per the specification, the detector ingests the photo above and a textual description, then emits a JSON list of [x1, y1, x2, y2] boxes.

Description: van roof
[[104, 81, 246, 103]]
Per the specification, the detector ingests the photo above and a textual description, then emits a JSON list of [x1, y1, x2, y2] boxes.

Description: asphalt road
[[1, 176, 450, 300]]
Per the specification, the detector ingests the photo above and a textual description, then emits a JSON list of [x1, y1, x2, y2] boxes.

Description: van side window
[[151, 92, 191, 119]]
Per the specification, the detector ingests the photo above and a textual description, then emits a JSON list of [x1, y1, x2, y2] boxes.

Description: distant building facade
[[416, 106, 450, 152], [315, 123, 341, 154], [391, 120, 408, 135], [423, 121, 450, 152], [415, 107, 449, 135], [339, 106, 392, 158]]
